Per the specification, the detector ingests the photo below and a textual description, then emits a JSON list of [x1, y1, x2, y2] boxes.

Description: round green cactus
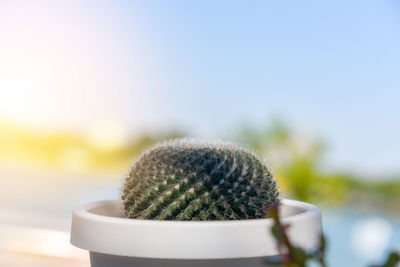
[[122, 139, 279, 220]]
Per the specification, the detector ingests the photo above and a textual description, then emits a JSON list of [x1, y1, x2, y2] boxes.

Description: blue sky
[[0, 0, 399, 175]]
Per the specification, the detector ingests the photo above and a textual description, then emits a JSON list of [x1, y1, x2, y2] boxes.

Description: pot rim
[[70, 198, 322, 259]]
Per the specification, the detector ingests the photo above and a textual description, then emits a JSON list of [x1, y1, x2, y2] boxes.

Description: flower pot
[[70, 199, 322, 267]]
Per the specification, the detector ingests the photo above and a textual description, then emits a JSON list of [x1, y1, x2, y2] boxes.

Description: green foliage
[[122, 138, 279, 220], [237, 120, 400, 209], [4, 118, 400, 211], [0, 119, 185, 172]]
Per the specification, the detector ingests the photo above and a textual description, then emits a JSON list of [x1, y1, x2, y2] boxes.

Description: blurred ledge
[[0, 208, 70, 232], [0, 251, 89, 267], [0, 224, 89, 265]]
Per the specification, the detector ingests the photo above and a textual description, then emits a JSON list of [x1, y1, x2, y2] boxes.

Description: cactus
[[122, 138, 279, 220]]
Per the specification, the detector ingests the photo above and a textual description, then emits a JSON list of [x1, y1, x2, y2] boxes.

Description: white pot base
[[90, 252, 281, 267]]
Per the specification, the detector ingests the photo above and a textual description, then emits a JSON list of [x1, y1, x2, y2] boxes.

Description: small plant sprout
[[268, 202, 400, 267]]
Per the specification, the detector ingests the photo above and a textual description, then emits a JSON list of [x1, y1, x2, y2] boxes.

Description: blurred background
[[1, 1, 399, 266]]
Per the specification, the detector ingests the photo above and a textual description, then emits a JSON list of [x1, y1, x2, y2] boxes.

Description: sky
[[0, 0, 399, 176]]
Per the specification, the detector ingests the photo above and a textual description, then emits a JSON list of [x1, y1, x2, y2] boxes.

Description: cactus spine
[[122, 139, 279, 220]]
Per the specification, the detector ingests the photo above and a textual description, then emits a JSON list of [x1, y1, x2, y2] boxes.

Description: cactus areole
[[122, 139, 279, 220]]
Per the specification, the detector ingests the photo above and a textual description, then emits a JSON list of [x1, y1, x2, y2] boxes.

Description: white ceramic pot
[[70, 199, 322, 267]]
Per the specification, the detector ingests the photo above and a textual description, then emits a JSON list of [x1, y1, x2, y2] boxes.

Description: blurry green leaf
[[271, 224, 285, 243], [292, 246, 308, 265], [379, 251, 400, 267]]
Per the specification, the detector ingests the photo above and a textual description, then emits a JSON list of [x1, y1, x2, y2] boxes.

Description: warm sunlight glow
[[0, 1, 150, 132], [0, 50, 41, 122]]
